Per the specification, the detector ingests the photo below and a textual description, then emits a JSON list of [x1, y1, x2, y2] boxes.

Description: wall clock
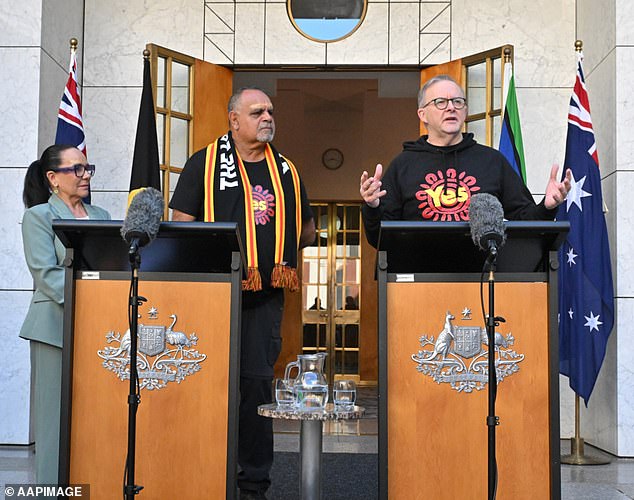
[[322, 148, 344, 170]]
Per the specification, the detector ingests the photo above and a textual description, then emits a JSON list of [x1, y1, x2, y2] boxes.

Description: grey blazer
[[20, 194, 111, 347]]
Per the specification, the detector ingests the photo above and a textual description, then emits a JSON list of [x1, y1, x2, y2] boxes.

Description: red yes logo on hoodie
[[416, 168, 479, 221]]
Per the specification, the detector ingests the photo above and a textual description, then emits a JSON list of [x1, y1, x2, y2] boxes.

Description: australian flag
[[55, 46, 86, 155], [557, 51, 614, 405]]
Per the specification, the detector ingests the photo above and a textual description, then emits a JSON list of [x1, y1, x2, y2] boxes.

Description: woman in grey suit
[[20, 144, 111, 484]]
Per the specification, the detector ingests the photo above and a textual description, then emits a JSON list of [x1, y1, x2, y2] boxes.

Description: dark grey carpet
[[269, 451, 378, 499]]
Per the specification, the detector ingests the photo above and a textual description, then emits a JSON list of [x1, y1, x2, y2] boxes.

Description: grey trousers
[[30, 341, 62, 485]]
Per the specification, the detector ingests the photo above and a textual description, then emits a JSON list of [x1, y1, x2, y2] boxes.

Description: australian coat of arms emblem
[[98, 313, 206, 390], [411, 310, 524, 393]]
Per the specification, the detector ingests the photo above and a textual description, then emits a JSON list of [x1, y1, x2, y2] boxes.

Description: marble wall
[[2, 0, 631, 455], [0, 0, 42, 445]]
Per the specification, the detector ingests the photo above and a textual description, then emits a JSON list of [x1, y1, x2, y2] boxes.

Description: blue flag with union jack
[[556, 51, 614, 405], [55, 47, 86, 155]]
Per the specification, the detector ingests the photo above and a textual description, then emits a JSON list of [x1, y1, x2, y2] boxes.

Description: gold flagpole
[[560, 40, 610, 467], [69, 38, 78, 68], [561, 394, 610, 465]]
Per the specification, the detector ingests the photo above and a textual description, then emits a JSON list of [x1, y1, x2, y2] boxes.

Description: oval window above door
[[287, 0, 367, 43]]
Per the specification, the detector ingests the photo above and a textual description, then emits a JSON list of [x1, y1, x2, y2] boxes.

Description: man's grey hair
[[417, 75, 463, 108], [227, 86, 269, 113]]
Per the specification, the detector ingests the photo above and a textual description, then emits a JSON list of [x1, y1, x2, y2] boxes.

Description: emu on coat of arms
[[411, 310, 524, 393], [98, 314, 206, 390]]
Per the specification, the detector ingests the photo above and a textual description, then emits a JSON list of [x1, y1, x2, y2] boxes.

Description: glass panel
[[345, 245, 359, 257], [319, 259, 328, 283], [335, 350, 343, 373], [305, 285, 318, 308], [336, 205, 344, 224], [156, 113, 165, 165], [467, 63, 486, 115], [343, 351, 358, 375], [345, 205, 360, 230], [318, 213, 329, 239], [342, 260, 358, 285], [169, 117, 189, 168], [156, 56, 166, 108], [345, 324, 359, 347], [318, 325, 326, 346], [303, 325, 316, 346], [493, 57, 502, 110], [344, 295, 359, 310], [171, 62, 190, 114], [318, 285, 327, 307], [467, 119, 486, 145], [346, 233, 360, 247], [335, 259, 345, 284], [168, 171, 180, 196]]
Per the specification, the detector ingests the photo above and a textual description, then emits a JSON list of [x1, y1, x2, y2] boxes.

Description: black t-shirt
[[170, 148, 312, 287]]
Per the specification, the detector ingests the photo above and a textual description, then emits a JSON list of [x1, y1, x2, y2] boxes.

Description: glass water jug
[[283, 353, 328, 410]]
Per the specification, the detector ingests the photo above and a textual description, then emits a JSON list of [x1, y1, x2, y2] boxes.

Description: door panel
[[193, 60, 233, 151], [301, 203, 362, 382]]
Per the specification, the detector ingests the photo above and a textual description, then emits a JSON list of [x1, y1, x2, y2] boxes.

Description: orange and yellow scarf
[[203, 132, 302, 292]]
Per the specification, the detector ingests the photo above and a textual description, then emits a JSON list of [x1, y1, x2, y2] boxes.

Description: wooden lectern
[[377, 221, 569, 500], [53, 221, 244, 500]]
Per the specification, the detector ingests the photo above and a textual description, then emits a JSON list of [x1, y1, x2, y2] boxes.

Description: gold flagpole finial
[[503, 46, 512, 63], [143, 49, 151, 59], [575, 40, 583, 52], [70, 38, 78, 51]]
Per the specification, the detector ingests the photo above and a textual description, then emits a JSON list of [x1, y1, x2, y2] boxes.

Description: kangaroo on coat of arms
[[411, 310, 524, 393]]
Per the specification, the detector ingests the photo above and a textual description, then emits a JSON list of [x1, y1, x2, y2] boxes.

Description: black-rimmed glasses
[[422, 97, 467, 110], [52, 163, 96, 177]]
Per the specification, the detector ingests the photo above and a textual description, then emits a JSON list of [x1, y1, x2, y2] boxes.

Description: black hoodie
[[362, 133, 556, 247]]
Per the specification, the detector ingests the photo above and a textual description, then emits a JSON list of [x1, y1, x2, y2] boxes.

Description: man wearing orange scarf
[[171, 87, 315, 499]]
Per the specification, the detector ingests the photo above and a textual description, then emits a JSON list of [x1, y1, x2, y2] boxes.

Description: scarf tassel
[[271, 264, 299, 292], [242, 267, 263, 292]]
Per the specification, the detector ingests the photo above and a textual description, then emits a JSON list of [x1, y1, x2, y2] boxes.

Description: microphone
[[468, 193, 506, 256], [120, 187, 164, 253]]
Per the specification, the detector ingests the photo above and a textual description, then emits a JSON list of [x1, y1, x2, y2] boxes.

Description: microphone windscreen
[[120, 187, 164, 246], [468, 193, 506, 251]]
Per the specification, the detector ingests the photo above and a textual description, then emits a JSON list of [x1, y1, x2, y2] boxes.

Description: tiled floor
[[2, 440, 633, 498], [2, 388, 633, 499]]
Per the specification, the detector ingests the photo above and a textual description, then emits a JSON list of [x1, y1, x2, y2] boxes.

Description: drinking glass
[[333, 380, 356, 409], [274, 378, 295, 408], [296, 384, 328, 410]]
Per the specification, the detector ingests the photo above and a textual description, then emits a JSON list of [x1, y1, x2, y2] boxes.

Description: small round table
[[258, 403, 365, 500]]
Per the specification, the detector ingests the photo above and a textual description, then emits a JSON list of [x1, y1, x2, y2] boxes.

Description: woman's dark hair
[[23, 144, 75, 208]]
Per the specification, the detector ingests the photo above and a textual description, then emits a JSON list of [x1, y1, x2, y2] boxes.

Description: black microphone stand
[[485, 245, 503, 500], [125, 243, 145, 499]]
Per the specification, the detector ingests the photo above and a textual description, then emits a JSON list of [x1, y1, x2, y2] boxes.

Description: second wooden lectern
[[377, 221, 568, 500]]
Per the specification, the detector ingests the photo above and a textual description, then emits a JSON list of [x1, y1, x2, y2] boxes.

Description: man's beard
[[256, 125, 275, 143]]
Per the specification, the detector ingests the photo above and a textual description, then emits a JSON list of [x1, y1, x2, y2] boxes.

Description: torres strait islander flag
[[498, 61, 526, 183]]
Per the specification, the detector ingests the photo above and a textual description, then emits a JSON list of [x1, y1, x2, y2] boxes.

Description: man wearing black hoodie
[[360, 74, 571, 247]]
